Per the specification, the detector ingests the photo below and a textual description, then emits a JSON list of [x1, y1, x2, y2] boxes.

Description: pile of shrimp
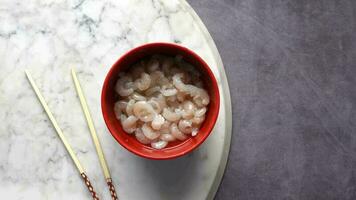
[[114, 54, 210, 149]]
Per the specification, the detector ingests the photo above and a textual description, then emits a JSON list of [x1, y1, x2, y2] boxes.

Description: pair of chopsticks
[[25, 69, 118, 200]]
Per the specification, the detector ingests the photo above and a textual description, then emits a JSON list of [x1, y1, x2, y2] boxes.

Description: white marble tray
[[0, 0, 232, 199]]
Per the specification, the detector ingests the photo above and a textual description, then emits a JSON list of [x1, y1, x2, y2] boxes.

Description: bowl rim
[[101, 42, 220, 160]]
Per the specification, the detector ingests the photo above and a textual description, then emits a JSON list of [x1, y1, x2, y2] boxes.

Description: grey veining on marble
[[0, 0, 232, 199], [188, 0, 356, 199]]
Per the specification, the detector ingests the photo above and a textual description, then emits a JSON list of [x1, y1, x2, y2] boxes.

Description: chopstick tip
[[24, 70, 31, 78]]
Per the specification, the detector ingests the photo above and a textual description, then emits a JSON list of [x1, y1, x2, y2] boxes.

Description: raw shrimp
[[160, 121, 171, 133], [173, 73, 210, 106], [115, 76, 134, 96], [113, 54, 210, 149], [120, 114, 127, 123], [151, 140, 168, 149], [135, 128, 151, 144], [192, 89, 210, 107], [192, 115, 205, 125], [178, 119, 193, 134], [133, 101, 156, 122], [170, 123, 187, 141], [172, 73, 186, 91], [130, 92, 146, 101], [195, 107, 207, 117], [158, 77, 170, 86], [122, 115, 138, 134], [126, 99, 135, 116], [151, 94, 167, 111], [114, 101, 127, 118], [149, 71, 164, 85], [145, 86, 160, 96], [191, 127, 199, 136], [135, 72, 151, 91], [162, 108, 181, 122], [148, 99, 162, 113], [182, 100, 195, 119], [151, 114, 165, 130], [160, 134, 176, 142], [161, 85, 177, 96], [141, 123, 160, 140]]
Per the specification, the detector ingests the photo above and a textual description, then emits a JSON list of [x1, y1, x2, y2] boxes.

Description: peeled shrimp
[[148, 99, 162, 113], [130, 92, 146, 101], [192, 115, 205, 125], [170, 123, 187, 141], [145, 86, 161, 96], [191, 127, 199, 136], [173, 73, 210, 106], [113, 54, 210, 149], [151, 94, 167, 111], [158, 77, 170, 86], [160, 121, 171, 133], [122, 115, 138, 134], [182, 100, 195, 119], [172, 73, 186, 91], [135, 72, 151, 91], [162, 108, 181, 122], [195, 107, 207, 117], [151, 114, 165, 130], [160, 134, 176, 142], [120, 114, 127, 123], [133, 101, 155, 122], [114, 101, 127, 118], [193, 89, 210, 106], [161, 85, 177, 96], [151, 140, 168, 149], [135, 128, 151, 144], [150, 71, 164, 85], [178, 119, 193, 134], [115, 76, 134, 96], [126, 99, 135, 116], [141, 123, 160, 140]]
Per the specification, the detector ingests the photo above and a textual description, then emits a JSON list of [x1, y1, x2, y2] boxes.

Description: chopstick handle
[[81, 173, 100, 200], [106, 178, 119, 200]]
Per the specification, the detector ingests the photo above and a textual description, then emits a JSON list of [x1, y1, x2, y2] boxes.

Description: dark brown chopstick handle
[[81, 173, 100, 200], [106, 178, 119, 200]]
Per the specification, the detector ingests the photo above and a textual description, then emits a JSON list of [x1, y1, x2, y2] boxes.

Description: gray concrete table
[[188, 0, 356, 199]]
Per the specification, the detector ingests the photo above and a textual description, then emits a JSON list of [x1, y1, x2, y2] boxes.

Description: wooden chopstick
[[25, 70, 100, 200], [71, 68, 118, 200]]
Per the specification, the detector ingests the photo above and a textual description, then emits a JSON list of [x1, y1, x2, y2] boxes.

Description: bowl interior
[[101, 43, 220, 159]]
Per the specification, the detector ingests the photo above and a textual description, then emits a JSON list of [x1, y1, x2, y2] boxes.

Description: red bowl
[[101, 42, 220, 160]]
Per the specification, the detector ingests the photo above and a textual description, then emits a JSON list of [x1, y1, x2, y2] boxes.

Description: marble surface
[[189, 0, 356, 199], [0, 0, 231, 199]]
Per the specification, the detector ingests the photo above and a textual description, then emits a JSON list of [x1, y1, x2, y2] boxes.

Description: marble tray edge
[[181, 1, 233, 199]]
